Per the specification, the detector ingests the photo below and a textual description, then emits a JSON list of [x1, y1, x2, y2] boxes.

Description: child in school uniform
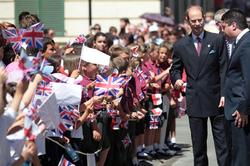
[[157, 44, 177, 156], [41, 54, 100, 166], [141, 43, 162, 158]]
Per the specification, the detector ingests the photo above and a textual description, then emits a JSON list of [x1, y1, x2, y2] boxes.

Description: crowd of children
[[0, 11, 188, 166]]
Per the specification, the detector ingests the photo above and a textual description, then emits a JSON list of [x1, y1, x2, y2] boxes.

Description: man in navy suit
[[222, 9, 250, 166], [170, 5, 230, 166]]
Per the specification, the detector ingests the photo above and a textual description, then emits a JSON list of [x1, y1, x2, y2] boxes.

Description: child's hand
[[70, 69, 80, 79], [92, 95, 104, 104], [93, 129, 102, 141], [116, 88, 124, 98], [150, 83, 161, 89], [86, 81, 95, 90], [21, 141, 37, 161], [137, 111, 145, 119], [33, 73, 43, 84], [140, 108, 147, 114], [131, 112, 138, 119]]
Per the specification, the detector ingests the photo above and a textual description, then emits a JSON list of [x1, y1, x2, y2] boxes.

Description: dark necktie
[[196, 37, 202, 56]]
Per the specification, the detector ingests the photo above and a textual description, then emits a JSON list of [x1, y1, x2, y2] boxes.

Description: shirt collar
[[192, 31, 205, 41], [236, 28, 249, 44]]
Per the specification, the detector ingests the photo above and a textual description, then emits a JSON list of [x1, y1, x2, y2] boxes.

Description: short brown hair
[[108, 45, 130, 60], [63, 54, 80, 75]]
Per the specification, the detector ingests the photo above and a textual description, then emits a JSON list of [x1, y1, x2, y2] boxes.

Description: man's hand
[[174, 79, 184, 90], [232, 110, 248, 128], [218, 97, 225, 108]]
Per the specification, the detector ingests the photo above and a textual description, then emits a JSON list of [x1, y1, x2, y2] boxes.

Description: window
[[15, 0, 64, 36]]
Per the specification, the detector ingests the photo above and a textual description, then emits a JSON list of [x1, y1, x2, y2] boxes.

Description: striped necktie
[[226, 40, 236, 58], [196, 37, 202, 56]]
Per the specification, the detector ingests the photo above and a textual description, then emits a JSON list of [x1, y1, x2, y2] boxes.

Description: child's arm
[[21, 74, 42, 107], [75, 100, 93, 129], [91, 122, 102, 141], [12, 141, 39, 166], [152, 66, 171, 82], [75, 96, 104, 129], [11, 79, 28, 112], [0, 69, 6, 116]]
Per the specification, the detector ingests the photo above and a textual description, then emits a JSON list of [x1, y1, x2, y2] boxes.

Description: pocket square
[[209, 50, 216, 54]]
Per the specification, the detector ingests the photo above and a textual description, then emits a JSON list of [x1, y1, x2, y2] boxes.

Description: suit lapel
[[186, 35, 200, 78], [226, 31, 250, 72]]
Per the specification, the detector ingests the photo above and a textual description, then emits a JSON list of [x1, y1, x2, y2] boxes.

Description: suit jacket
[[170, 31, 226, 117], [224, 31, 250, 120]]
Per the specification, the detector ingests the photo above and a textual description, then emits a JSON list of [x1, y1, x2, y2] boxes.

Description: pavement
[[140, 116, 218, 166]]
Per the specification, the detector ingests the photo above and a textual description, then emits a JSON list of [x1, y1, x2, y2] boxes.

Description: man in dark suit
[[170, 5, 230, 166], [221, 9, 250, 166]]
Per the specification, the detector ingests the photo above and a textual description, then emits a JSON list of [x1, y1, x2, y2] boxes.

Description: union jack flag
[[121, 134, 131, 149], [58, 105, 80, 134], [134, 66, 149, 82], [33, 73, 62, 108], [22, 22, 44, 49], [58, 155, 75, 166], [23, 116, 41, 141], [32, 51, 43, 71], [18, 47, 43, 75], [36, 81, 53, 96], [34, 73, 57, 97], [138, 92, 145, 101], [2, 28, 23, 52], [60, 105, 80, 122], [42, 73, 63, 83], [23, 108, 45, 141], [149, 115, 159, 130], [119, 74, 131, 87], [94, 74, 125, 97]]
